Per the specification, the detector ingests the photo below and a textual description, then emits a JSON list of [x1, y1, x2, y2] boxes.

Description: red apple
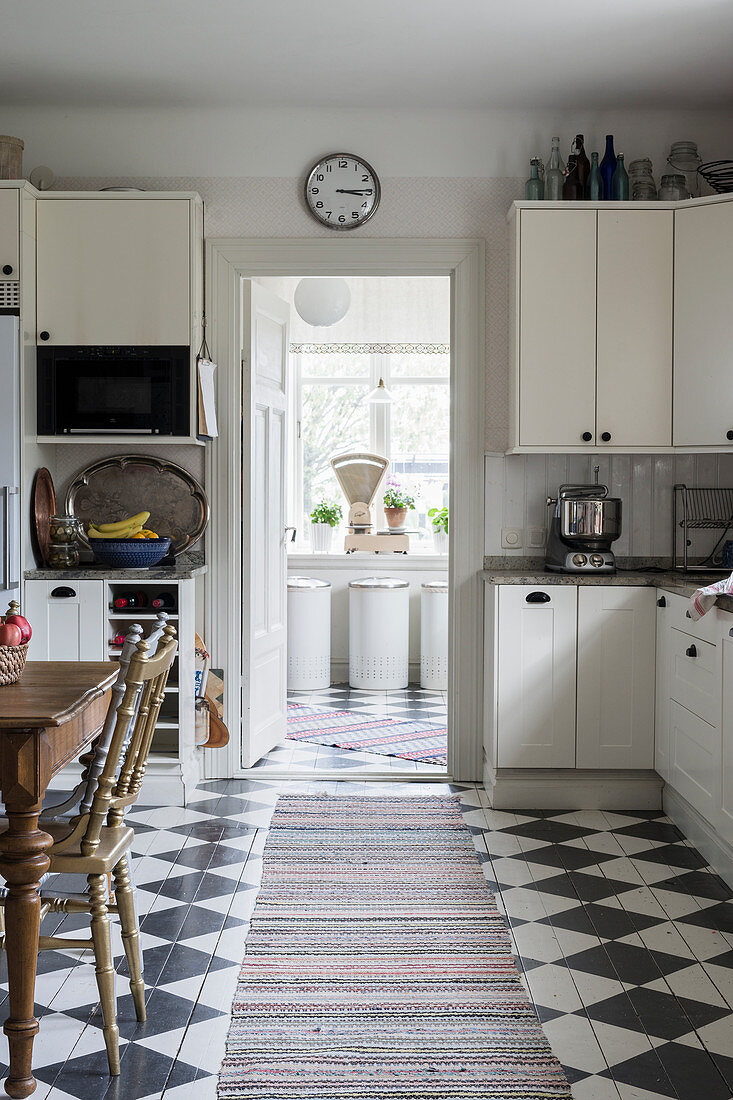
[[4, 612, 31, 644], [0, 623, 22, 647]]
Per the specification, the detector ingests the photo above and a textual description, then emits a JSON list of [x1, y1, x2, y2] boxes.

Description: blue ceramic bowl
[[90, 537, 172, 569]]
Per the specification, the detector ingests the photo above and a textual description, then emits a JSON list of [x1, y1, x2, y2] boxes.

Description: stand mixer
[[545, 470, 622, 574], [331, 452, 409, 554]]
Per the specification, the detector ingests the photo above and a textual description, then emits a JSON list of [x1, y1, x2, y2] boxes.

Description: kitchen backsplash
[[485, 452, 733, 560], [51, 442, 206, 506]]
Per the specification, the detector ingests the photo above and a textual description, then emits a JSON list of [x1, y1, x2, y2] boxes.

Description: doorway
[[203, 238, 485, 783]]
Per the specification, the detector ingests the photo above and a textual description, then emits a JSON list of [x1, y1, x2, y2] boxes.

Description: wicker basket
[[0, 643, 29, 686]]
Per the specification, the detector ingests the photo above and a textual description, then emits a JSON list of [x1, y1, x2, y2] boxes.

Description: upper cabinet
[[0, 189, 19, 281], [36, 196, 200, 346], [509, 204, 673, 452], [674, 200, 733, 448]]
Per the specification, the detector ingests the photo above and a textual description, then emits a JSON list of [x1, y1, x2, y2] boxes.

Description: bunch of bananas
[[87, 512, 159, 540]]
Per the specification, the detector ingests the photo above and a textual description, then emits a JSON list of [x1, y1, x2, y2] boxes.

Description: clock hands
[[335, 188, 371, 196]]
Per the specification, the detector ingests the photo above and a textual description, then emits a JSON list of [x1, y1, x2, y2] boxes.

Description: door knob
[[581, 431, 593, 442], [727, 430, 733, 441], [601, 432, 612, 442], [657, 596, 666, 607], [39, 331, 50, 341], [2, 265, 12, 276], [686, 644, 697, 658]]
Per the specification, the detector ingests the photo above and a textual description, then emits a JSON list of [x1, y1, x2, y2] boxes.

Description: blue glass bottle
[[599, 135, 616, 201], [588, 152, 602, 200], [611, 154, 629, 201]]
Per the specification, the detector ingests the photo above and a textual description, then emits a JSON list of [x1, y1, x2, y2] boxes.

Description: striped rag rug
[[287, 704, 447, 765], [218, 795, 571, 1099]]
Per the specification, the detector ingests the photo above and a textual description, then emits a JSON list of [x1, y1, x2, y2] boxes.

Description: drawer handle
[[526, 591, 551, 604], [657, 596, 666, 607], [50, 586, 76, 599], [686, 644, 697, 658], [686, 610, 692, 618]]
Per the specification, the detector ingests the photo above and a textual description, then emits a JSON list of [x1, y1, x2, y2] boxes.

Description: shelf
[[108, 611, 179, 619], [156, 720, 180, 730], [164, 685, 179, 694], [37, 435, 205, 447]]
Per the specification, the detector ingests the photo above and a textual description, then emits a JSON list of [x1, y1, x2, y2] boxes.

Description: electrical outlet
[[527, 526, 546, 548], [501, 527, 523, 549]]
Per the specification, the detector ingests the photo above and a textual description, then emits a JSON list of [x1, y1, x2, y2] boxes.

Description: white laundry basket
[[349, 577, 409, 690], [420, 580, 448, 690], [287, 576, 331, 690]]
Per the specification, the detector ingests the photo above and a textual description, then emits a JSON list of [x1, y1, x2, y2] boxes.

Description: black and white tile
[[1, 783, 733, 1098]]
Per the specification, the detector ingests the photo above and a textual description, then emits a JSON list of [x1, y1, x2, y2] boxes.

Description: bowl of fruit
[[0, 601, 32, 685], [87, 512, 172, 568]]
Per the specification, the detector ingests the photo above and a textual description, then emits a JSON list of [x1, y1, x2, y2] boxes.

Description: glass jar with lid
[[49, 514, 80, 544], [659, 173, 687, 201], [628, 158, 657, 201], [47, 542, 80, 569], [666, 141, 701, 198]]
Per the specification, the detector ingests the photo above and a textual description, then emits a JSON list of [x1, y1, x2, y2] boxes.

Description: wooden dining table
[[0, 662, 118, 1099]]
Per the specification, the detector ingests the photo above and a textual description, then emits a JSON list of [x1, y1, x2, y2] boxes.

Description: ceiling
[[2, 0, 733, 111]]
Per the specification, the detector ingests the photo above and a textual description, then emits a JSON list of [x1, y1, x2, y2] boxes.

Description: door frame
[[202, 238, 485, 782]]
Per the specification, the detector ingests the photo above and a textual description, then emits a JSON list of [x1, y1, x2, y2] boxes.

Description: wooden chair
[[0, 624, 178, 1076]]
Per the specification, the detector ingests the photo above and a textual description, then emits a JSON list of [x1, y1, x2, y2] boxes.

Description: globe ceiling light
[[293, 277, 351, 327]]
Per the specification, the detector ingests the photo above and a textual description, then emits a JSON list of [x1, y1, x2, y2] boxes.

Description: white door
[[241, 281, 290, 767], [596, 210, 673, 448], [576, 586, 656, 768], [674, 201, 733, 447], [0, 190, 19, 280], [654, 592, 672, 781], [496, 584, 577, 768], [518, 209, 597, 448]]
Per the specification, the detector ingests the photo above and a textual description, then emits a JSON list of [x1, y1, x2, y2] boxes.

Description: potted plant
[[383, 483, 415, 530], [310, 501, 342, 552], [428, 506, 449, 554]]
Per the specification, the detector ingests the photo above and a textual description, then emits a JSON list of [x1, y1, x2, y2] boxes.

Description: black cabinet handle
[[685, 610, 692, 618], [686, 644, 697, 658], [657, 596, 666, 607], [601, 431, 612, 442], [2, 264, 12, 276], [727, 430, 733, 441], [581, 431, 593, 442], [39, 331, 50, 341], [50, 586, 76, 599], [526, 591, 551, 604]]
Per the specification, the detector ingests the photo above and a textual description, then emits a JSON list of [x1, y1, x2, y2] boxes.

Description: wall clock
[[304, 152, 380, 230]]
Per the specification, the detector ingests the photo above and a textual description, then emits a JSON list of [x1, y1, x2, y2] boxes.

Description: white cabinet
[[0, 189, 19, 281], [515, 209, 597, 449], [720, 636, 733, 849], [596, 210, 673, 449], [36, 197, 195, 346], [496, 585, 577, 768], [674, 200, 733, 447], [24, 579, 106, 661], [510, 204, 674, 452], [654, 594, 673, 781], [576, 586, 656, 768]]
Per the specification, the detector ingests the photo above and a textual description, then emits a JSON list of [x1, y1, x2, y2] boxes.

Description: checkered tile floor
[[255, 683, 448, 773], [1, 783, 732, 1098]]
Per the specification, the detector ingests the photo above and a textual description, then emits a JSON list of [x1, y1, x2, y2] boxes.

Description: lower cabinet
[[24, 579, 105, 660], [494, 584, 655, 770], [720, 636, 733, 849]]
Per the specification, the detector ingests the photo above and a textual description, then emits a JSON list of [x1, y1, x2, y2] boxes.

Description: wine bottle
[[151, 593, 176, 610], [599, 135, 617, 201], [524, 161, 544, 200], [562, 155, 583, 200], [545, 136, 565, 201], [588, 152, 602, 200], [611, 154, 629, 201], [573, 134, 591, 196], [113, 592, 147, 610]]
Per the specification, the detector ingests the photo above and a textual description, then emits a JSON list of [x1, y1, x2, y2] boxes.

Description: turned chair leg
[[113, 855, 146, 1022], [88, 873, 121, 1075]]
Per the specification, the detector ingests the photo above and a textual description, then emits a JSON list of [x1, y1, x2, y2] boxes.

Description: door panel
[[720, 638, 733, 847], [241, 281, 290, 768], [0, 190, 19, 280]]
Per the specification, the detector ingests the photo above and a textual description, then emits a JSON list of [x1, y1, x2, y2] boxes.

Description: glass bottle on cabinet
[[611, 154, 629, 200], [545, 136, 565, 200], [599, 135, 617, 201], [573, 135, 591, 196], [524, 161, 544, 200], [562, 155, 583, 200], [588, 152, 602, 199]]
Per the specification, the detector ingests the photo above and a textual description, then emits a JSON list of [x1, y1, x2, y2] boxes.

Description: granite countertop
[[25, 550, 207, 581]]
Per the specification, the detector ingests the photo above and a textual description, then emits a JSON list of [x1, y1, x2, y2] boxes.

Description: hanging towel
[[689, 573, 733, 620]]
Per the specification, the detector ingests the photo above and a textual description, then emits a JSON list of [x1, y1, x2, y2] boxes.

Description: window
[[291, 344, 449, 552]]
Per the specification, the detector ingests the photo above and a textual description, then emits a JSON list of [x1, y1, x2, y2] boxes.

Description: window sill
[[288, 551, 449, 570]]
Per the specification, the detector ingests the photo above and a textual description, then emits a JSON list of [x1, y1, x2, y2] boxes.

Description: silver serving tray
[[66, 455, 209, 557]]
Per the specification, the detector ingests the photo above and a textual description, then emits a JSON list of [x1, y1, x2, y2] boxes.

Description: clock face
[[304, 153, 380, 230]]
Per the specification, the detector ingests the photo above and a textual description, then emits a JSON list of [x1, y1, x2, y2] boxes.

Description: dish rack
[[673, 484, 733, 572]]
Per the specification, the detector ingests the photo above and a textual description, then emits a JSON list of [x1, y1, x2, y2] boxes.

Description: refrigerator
[[0, 315, 20, 603]]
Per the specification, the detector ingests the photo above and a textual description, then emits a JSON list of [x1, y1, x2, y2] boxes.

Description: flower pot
[[384, 507, 407, 529], [311, 522, 333, 553], [433, 530, 449, 554]]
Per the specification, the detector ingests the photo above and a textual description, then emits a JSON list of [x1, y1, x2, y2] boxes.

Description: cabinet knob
[[601, 431, 612, 442], [657, 596, 666, 607], [581, 431, 593, 442], [2, 264, 12, 276], [39, 331, 50, 341], [525, 591, 551, 604], [727, 430, 733, 441], [50, 586, 76, 599], [686, 644, 697, 658]]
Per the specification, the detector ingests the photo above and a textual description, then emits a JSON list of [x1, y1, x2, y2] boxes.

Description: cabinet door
[[0, 190, 19, 281], [719, 636, 733, 848], [654, 594, 672, 781], [596, 211, 673, 448], [37, 198, 190, 345], [674, 201, 733, 447], [496, 585, 577, 768], [518, 209, 597, 448], [576, 586, 656, 768], [24, 579, 105, 661], [669, 700, 718, 822]]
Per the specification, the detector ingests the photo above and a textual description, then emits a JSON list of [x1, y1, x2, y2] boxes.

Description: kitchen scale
[[331, 452, 409, 554]]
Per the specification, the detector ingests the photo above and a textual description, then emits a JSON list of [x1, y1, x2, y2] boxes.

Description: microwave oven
[[37, 345, 190, 436]]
